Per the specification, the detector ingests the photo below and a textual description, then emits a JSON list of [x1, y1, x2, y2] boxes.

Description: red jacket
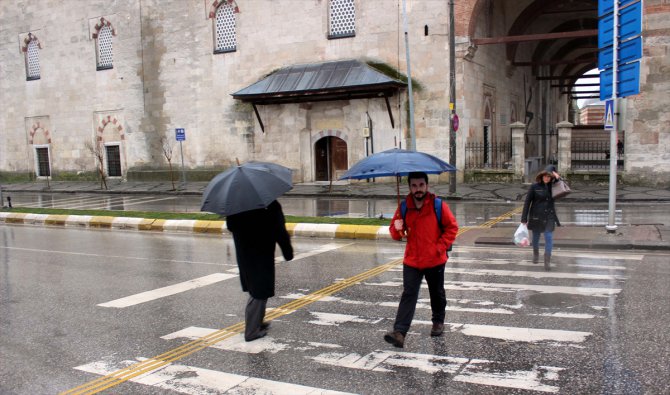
[[389, 192, 458, 269]]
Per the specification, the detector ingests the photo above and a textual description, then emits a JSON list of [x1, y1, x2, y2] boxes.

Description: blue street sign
[[176, 128, 185, 141], [619, 1, 642, 41], [600, 61, 640, 100], [598, 0, 642, 99], [598, 36, 642, 69], [617, 61, 640, 97], [598, 14, 615, 48], [598, 0, 639, 17]]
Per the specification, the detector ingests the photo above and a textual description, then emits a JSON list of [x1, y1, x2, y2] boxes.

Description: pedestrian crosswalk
[[68, 244, 637, 394]]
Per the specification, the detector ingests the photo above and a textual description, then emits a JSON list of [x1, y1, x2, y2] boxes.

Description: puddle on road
[[524, 293, 585, 308]]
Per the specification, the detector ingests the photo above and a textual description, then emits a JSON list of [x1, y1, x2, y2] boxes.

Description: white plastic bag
[[514, 223, 530, 247]]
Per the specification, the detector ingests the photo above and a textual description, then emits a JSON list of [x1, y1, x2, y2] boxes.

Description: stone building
[[580, 101, 606, 126], [1, 0, 668, 185]]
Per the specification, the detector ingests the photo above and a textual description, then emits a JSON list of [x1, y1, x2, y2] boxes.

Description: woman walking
[[521, 166, 562, 270]]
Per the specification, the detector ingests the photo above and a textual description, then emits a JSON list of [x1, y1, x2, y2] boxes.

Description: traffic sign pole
[[175, 128, 186, 187], [599, 0, 642, 232], [606, 0, 619, 233]]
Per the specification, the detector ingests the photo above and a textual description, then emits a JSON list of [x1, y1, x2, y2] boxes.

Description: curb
[[0, 212, 393, 241], [2, 212, 668, 250], [473, 236, 670, 251]]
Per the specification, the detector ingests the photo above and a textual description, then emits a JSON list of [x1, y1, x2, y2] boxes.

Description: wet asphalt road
[[5, 191, 670, 227], [1, 224, 669, 394]]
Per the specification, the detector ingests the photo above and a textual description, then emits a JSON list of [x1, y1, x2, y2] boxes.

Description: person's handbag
[[552, 179, 571, 199], [514, 224, 530, 247]]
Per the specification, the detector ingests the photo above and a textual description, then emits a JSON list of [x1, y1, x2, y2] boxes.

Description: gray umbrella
[[201, 161, 293, 216]]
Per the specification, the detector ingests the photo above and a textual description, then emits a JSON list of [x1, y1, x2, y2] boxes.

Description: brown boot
[[532, 249, 539, 263], [384, 331, 405, 348], [430, 323, 444, 337], [544, 253, 551, 271]]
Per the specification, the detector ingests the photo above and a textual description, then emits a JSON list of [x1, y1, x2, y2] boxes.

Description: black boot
[[544, 253, 551, 271], [533, 249, 539, 264]]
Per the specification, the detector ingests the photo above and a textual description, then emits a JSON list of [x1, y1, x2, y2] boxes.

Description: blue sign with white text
[[598, 0, 642, 99], [600, 61, 640, 100], [176, 128, 185, 141], [598, 36, 642, 69]]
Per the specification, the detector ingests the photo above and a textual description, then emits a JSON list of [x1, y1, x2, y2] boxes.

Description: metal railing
[[464, 142, 512, 169], [571, 140, 624, 170]]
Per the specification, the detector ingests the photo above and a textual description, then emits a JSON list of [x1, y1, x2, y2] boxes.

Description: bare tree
[[85, 140, 108, 190], [160, 135, 177, 191]]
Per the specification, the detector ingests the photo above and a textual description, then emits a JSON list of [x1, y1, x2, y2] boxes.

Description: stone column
[[556, 121, 573, 172], [510, 122, 526, 182]]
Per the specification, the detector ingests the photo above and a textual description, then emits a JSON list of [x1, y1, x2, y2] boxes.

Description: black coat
[[226, 200, 293, 299], [521, 181, 561, 232]]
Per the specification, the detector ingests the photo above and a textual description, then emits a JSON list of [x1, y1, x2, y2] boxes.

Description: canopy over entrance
[[232, 59, 406, 132]]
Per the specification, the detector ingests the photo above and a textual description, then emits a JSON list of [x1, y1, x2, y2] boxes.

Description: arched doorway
[[314, 136, 347, 181]]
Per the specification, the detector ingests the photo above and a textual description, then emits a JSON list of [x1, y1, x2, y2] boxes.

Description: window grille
[[35, 147, 50, 177], [26, 40, 40, 80], [97, 25, 114, 70], [215, 3, 236, 53], [329, 0, 355, 38], [105, 145, 122, 176]]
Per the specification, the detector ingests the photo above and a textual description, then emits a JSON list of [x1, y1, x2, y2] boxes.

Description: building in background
[[1, 0, 668, 185], [580, 100, 606, 126]]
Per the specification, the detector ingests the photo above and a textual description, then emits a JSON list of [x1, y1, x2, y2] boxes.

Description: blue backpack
[[400, 197, 443, 231]]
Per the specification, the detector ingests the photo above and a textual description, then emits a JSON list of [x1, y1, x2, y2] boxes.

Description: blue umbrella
[[201, 161, 293, 216], [339, 148, 456, 180], [339, 148, 456, 204]]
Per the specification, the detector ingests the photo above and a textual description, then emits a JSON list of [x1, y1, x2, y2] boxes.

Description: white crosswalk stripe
[[73, 247, 644, 394]]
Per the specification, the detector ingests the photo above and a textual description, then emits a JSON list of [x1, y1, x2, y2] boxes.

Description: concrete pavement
[[1, 180, 669, 251], [4, 179, 670, 202]]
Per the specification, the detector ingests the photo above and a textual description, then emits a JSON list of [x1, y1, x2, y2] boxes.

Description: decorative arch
[[92, 17, 116, 39], [208, 0, 240, 18], [96, 115, 125, 142], [21, 33, 42, 52], [28, 121, 51, 145], [310, 129, 349, 146]]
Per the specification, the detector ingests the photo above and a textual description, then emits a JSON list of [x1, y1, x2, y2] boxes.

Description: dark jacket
[[389, 192, 459, 269], [226, 200, 293, 299], [521, 181, 561, 232]]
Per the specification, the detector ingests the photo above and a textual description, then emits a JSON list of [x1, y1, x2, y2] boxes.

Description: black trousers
[[393, 263, 447, 334], [245, 296, 267, 340]]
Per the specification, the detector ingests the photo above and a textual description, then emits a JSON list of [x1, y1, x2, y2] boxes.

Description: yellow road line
[[60, 207, 517, 394]]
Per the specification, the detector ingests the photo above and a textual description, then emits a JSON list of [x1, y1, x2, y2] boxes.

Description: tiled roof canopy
[[232, 59, 406, 104]]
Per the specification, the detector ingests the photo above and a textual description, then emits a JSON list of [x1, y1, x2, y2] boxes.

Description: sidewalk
[[1, 180, 670, 251], [3, 179, 670, 202]]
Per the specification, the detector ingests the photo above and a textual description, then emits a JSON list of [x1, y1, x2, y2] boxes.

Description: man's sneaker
[[384, 331, 405, 348], [430, 323, 444, 337], [260, 321, 271, 330]]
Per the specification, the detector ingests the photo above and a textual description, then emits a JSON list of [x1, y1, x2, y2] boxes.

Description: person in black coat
[[521, 166, 562, 270], [226, 200, 293, 341]]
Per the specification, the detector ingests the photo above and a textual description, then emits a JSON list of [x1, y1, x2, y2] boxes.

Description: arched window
[[96, 25, 114, 70], [328, 0, 355, 39], [215, 2, 237, 53], [25, 37, 41, 80]]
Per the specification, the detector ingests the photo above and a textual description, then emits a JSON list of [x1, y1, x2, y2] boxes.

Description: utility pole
[[448, 0, 457, 193], [402, 0, 416, 151]]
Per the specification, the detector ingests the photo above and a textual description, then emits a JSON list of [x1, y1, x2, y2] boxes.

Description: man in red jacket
[[384, 172, 458, 348]]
